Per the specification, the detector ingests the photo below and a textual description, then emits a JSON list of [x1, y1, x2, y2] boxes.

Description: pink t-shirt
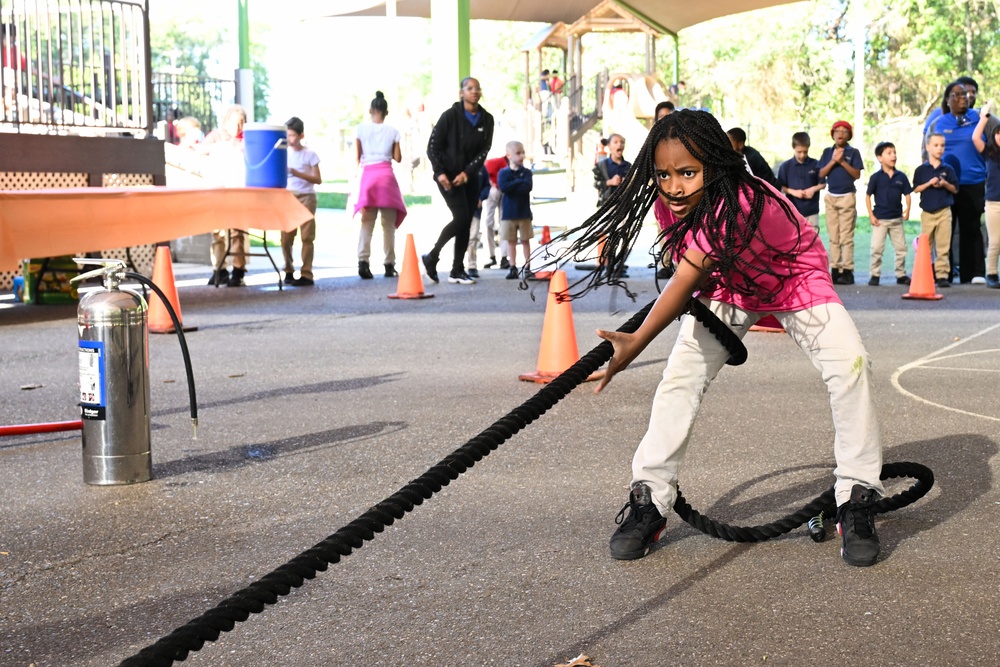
[[656, 181, 838, 312]]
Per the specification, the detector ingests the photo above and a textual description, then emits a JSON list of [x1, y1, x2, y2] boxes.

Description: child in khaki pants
[[912, 133, 959, 288], [818, 120, 864, 284], [864, 141, 912, 285]]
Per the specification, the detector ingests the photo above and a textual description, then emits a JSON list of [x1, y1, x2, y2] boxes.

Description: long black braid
[[530, 109, 802, 302]]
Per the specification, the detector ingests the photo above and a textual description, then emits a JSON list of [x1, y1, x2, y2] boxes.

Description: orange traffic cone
[[539, 225, 552, 245], [750, 314, 784, 333], [148, 245, 196, 334], [388, 234, 434, 300], [903, 233, 943, 300], [519, 270, 604, 384]]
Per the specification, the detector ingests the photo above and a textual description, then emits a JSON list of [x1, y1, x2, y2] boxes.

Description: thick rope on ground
[[117, 298, 928, 665]]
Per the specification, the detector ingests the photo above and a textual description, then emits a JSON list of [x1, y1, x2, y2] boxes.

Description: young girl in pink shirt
[[546, 109, 885, 567]]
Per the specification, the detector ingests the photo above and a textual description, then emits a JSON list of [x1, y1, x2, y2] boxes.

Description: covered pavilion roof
[[326, 0, 804, 36]]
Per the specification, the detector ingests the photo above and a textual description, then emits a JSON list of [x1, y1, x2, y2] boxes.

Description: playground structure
[[519, 0, 673, 188]]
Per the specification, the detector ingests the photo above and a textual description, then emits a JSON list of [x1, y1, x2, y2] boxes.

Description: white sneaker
[[971, 276, 987, 284]]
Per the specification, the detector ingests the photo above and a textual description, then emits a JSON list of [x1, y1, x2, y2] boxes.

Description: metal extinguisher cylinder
[[75, 262, 152, 485]]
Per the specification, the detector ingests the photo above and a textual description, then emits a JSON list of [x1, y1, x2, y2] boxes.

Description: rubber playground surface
[[2, 202, 999, 666]]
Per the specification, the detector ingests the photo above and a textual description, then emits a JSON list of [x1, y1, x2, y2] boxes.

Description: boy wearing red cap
[[819, 120, 864, 284]]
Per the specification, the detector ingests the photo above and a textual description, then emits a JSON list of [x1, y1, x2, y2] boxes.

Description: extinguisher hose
[[124, 272, 198, 438]]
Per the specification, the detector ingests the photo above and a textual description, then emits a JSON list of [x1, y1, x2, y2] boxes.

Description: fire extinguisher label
[[79, 341, 107, 420]]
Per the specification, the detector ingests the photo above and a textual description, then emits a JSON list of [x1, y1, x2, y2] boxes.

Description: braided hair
[[532, 109, 800, 302]]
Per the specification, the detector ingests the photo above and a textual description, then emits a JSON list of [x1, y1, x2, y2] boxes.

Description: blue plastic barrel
[[243, 123, 288, 188]]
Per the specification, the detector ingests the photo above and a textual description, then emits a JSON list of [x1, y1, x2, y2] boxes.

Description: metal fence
[[151, 73, 234, 136], [1, 0, 151, 133]]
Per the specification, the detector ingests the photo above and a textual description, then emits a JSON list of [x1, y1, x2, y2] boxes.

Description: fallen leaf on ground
[[20, 383, 44, 390], [556, 655, 599, 667], [227, 373, 246, 378]]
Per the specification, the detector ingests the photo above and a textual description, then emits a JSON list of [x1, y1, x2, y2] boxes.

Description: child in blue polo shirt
[[865, 142, 912, 285], [777, 132, 825, 230], [912, 132, 959, 288], [818, 120, 864, 285], [497, 140, 534, 279]]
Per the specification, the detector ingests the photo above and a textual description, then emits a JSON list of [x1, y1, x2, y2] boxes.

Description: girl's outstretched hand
[[594, 329, 642, 394]]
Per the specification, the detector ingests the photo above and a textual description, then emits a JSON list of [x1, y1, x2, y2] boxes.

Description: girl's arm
[[594, 247, 712, 393], [972, 103, 991, 153], [393, 141, 402, 163], [355, 138, 363, 166]]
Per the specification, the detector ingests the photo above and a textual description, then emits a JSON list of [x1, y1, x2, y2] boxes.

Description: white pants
[[468, 185, 500, 266], [632, 298, 884, 515]]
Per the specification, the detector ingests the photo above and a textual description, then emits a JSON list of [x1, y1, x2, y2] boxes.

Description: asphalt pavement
[[2, 195, 999, 667]]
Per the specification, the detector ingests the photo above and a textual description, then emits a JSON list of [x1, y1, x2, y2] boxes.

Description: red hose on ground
[[0, 420, 83, 437]]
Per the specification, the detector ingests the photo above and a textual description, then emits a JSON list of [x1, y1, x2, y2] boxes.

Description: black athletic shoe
[[609, 483, 667, 560], [284, 272, 295, 285], [483, 256, 497, 269], [359, 260, 374, 280], [448, 270, 475, 285], [227, 268, 245, 287], [208, 268, 230, 286], [291, 277, 314, 287], [935, 278, 951, 288], [836, 484, 880, 567], [506, 266, 519, 279], [422, 253, 439, 283], [384, 264, 398, 278], [467, 268, 480, 279], [499, 257, 510, 270], [896, 275, 911, 285], [831, 268, 842, 284], [840, 269, 855, 285], [868, 276, 880, 286]]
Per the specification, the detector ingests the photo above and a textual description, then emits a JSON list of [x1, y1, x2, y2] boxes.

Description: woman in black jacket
[[423, 77, 494, 284]]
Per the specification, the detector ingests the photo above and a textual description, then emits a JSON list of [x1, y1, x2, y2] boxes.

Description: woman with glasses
[[926, 82, 988, 283]]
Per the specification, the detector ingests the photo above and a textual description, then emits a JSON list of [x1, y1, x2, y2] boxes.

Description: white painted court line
[[890, 322, 1000, 423]]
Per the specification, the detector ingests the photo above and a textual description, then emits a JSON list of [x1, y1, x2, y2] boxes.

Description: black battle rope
[[119, 299, 930, 666]]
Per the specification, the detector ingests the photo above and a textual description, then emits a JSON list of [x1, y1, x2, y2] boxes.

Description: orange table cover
[[0, 186, 312, 271]]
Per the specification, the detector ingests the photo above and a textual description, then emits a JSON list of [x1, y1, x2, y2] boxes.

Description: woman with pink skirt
[[354, 91, 407, 278]]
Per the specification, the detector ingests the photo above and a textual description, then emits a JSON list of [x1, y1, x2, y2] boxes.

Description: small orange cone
[[539, 225, 551, 245], [148, 245, 196, 334], [519, 270, 604, 384], [750, 314, 784, 333], [388, 234, 434, 300], [903, 233, 943, 300]]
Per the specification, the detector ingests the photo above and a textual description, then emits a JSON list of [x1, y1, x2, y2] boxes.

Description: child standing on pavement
[[497, 141, 534, 279], [594, 134, 630, 207], [282, 117, 322, 286], [912, 133, 959, 288], [818, 120, 864, 285], [864, 142, 912, 286], [542, 109, 885, 567]]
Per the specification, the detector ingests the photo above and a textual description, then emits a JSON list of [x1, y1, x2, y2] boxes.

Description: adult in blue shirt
[[926, 83, 987, 282]]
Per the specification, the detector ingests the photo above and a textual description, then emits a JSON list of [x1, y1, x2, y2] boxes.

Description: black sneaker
[[483, 256, 497, 269], [868, 276, 880, 286], [840, 269, 855, 285], [986, 274, 1000, 288], [448, 270, 475, 285], [292, 276, 314, 287], [935, 278, 951, 288], [506, 266, 519, 280], [384, 264, 398, 278], [836, 484, 880, 567], [359, 260, 374, 280], [208, 268, 230, 286], [896, 275, 911, 285], [609, 483, 667, 560], [422, 254, 439, 283], [284, 272, 295, 285], [831, 268, 842, 284], [467, 268, 480, 279], [499, 257, 510, 270], [227, 268, 245, 287]]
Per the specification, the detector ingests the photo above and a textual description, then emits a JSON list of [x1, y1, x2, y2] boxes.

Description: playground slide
[[600, 73, 669, 163]]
